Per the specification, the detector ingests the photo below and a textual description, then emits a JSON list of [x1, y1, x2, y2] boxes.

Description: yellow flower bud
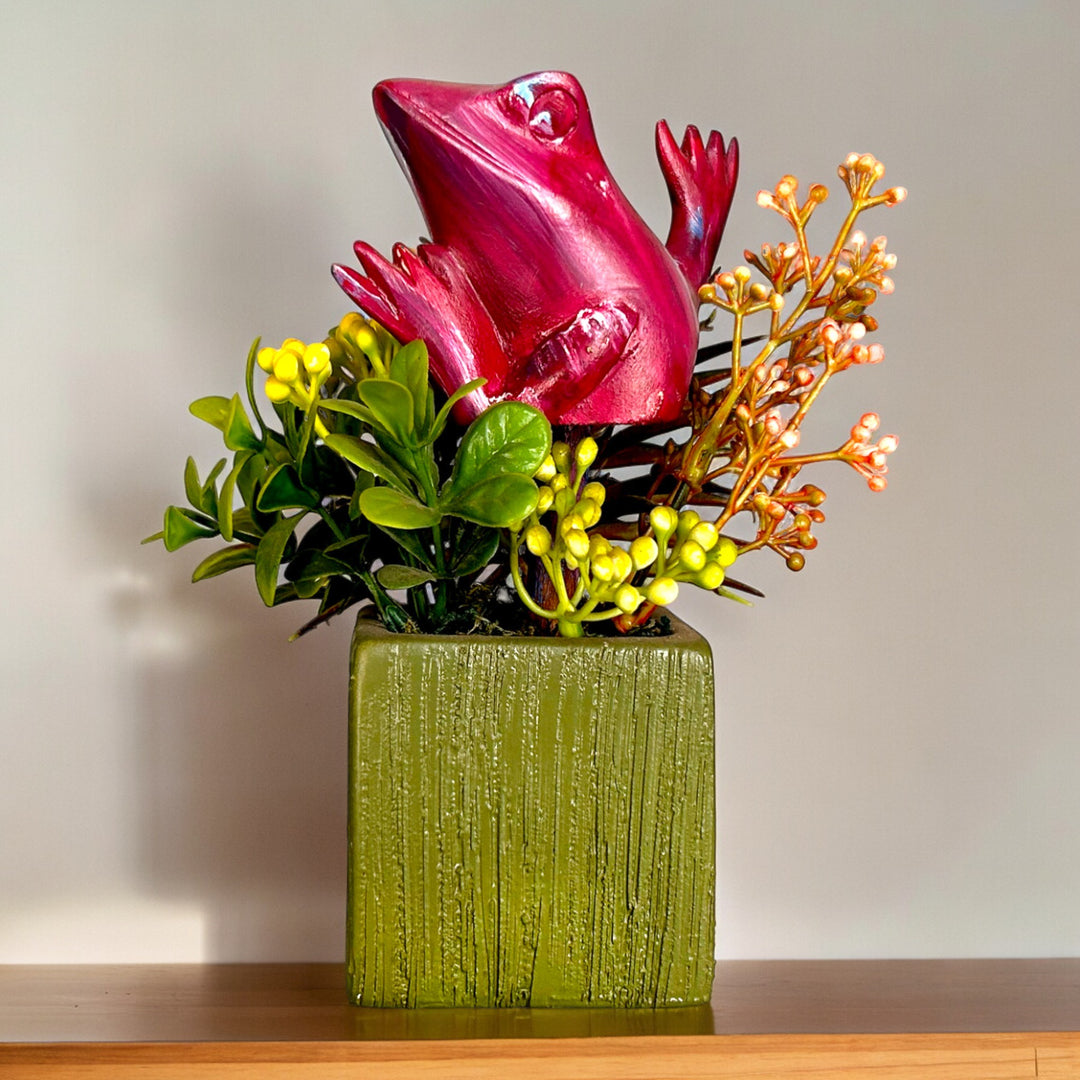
[[303, 342, 331, 374], [338, 312, 367, 339], [549, 473, 569, 494], [588, 534, 611, 559], [696, 563, 725, 590], [615, 585, 643, 614], [581, 481, 606, 506], [649, 505, 678, 538], [677, 540, 706, 572], [591, 554, 614, 582], [525, 524, 552, 556], [536, 486, 554, 514], [264, 376, 292, 403], [575, 437, 598, 471], [257, 346, 277, 372], [610, 547, 633, 582], [676, 509, 700, 539], [715, 536, 738, 568], [575, 498, 601, 527], [630, 536, 659, 570], [273, 350, 300, 384], [551, 441, 571, 471], [565, 528, 590, 560], [688, 521, 719, 551], [564, 553, 579, 571], [560, 513, 585, 537], [279, 338, 305, 359], [646, 577, 679, 606], [535, 455, 557, 482]]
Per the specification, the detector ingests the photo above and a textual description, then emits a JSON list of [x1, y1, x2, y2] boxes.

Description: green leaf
[[236, 452, 265, 508], [359, 487, 441, 530], [325, 533, 370, 569], [358, 379, 415, 444], [217, 452, 254, 543], [191, 544, 257, 582], [442, 473, 539, 528], [183, 457, 202, 509], [430, 377, 486, 442], [190, 395, 231, 430], [449, 526, 500, 577], [318, 398, 376, 426], [230, 507, 267, 542], [243, 336, 269, 439], [257, 463, 320, 512], [349, 471, 374, 521], [200, 458, 227, 521], [272, 582, 301, 606], [223, 394, 262, 452], [376, 524, 435, 569], [389, 340, 430, 433], [294, 577, 325, 599], [448, 402, 551, 496], [376, 564, 437, 590], [163, 506, 219, 551], [324, 435, 413, 493], [255, 513, 306, 606]]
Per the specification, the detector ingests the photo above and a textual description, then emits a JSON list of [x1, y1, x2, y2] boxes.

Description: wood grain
[[0, 1034, 1062, 1079], [1, 962, 1079, 1078]]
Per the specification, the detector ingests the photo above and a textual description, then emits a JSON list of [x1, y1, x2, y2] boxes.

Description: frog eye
[[527, 88, 577, 142]]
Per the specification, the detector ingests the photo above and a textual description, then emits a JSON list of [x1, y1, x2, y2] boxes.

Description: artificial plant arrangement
[[146, 70, 907, 1010], [148, 76, 904, 641]]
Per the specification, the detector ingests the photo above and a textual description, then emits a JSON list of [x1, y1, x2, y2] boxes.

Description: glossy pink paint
[[333, 72, 737, 425]]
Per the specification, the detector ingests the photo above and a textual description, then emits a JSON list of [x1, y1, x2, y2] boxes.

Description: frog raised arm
[[332, 71, 737, 425]]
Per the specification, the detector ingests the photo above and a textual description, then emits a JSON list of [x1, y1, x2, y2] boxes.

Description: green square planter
[[347, 614, 716, 1008]]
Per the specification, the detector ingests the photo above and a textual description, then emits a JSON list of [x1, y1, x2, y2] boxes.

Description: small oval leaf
[[163, 506, 219, 551], [376, 564, 437, 590], [448, 402, 551, 496], [358, 487, 441, 530], [357, 379, 415, 443], [189, 396, 231, 430], [324, 435, 412, 493], [442, 473, 540, 528], [255, 513, 306, 606], [224, 394, 263, 452], [191, 544, 257, 582], [257, 463, 320, 512]]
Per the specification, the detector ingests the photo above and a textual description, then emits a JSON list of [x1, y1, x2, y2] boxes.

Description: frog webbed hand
[[332, 241, 506, 416], [657, 121, 739, 290]]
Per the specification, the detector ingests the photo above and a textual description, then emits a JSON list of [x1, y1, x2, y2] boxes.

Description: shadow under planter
[[347, 615, 715, 1007]]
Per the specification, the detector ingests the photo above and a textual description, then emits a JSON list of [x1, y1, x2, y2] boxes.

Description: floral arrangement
[[148, 76, 905, 639]]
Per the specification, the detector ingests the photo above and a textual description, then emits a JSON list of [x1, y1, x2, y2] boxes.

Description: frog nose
[[374, 78, 485, 134]]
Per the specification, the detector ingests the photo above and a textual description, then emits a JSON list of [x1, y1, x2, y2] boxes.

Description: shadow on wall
[[96, 157, 360, 962], [115, 535, 352, 962]]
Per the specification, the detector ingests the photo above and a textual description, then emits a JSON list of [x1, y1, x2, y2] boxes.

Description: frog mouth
[[374, 79, 521, 185]]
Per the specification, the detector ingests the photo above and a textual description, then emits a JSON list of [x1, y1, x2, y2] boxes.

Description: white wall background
[[2, 0, 1078, 963]]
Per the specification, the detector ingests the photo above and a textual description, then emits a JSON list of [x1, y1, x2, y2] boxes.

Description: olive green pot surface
[[347, 614, 715, 1008]]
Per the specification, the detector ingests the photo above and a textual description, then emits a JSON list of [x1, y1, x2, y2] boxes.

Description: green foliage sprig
[[146, 316, 551, 635]]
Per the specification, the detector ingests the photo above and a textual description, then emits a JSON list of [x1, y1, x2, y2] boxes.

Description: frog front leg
[[656, 120, 739, 289], [332, 241, 507, 420], [508, 301, 639, 419]]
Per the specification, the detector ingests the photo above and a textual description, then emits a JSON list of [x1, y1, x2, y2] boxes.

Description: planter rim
[[350, 610, 707, 650]]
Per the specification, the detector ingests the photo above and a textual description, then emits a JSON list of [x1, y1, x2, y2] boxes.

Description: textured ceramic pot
[[347, 614, 715, 1008]]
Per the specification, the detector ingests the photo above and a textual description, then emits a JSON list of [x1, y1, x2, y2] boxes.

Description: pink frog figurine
[[333, 71, 738, 425]]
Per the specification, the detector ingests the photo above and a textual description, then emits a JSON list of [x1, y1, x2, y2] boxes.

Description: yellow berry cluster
[[257, 314, 399, 411], [257, 338, 334, 408], [511, 437, 738, 636]]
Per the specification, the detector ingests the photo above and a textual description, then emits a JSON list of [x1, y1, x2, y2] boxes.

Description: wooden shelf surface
[[2, 960, 1079, 1077]]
